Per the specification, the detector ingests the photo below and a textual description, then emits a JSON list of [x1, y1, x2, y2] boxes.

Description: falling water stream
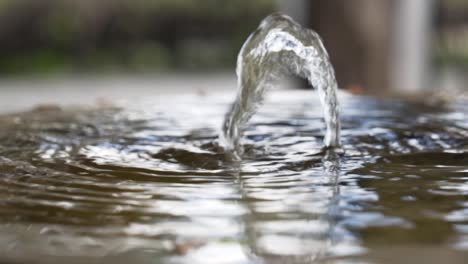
[[222, 14, 340, 156], [0, 14, 467, 264]]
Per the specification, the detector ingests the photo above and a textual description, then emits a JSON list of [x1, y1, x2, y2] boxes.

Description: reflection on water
[[0, 90, 467, 263]]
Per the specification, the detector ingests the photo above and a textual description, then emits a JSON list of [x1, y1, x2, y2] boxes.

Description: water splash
[[221, 13, 340, 157]]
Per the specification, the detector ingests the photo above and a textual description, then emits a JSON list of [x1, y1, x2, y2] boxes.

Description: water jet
[[221, 13, 340, 157]]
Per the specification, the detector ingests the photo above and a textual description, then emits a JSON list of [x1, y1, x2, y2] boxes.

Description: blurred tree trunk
[[308, 0, 394, 92]]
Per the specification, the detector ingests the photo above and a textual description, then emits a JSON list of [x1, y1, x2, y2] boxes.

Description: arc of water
[[221, 13, 341, 156]]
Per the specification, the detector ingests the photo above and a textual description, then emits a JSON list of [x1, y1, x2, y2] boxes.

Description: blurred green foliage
[[0, 0, 275, 75], [436, 0, 468, 69]]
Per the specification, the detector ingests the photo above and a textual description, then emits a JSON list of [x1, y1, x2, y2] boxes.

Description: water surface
[[0, 90, 467, 264]]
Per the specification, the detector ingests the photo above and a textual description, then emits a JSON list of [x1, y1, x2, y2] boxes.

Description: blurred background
[[0, 0, 467, 111]]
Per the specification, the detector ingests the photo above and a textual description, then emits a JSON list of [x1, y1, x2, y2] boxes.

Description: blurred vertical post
[[277, 0, 309, 25], [391, 0, 435, 93], [298, 0, 394, 92], [279, 0, 436, 94]]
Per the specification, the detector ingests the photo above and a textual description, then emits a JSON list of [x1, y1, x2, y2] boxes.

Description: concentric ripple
[[0, 90, 467, 264]]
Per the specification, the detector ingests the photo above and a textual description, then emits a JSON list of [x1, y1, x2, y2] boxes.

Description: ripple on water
[[0, 90, 467, 263]]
